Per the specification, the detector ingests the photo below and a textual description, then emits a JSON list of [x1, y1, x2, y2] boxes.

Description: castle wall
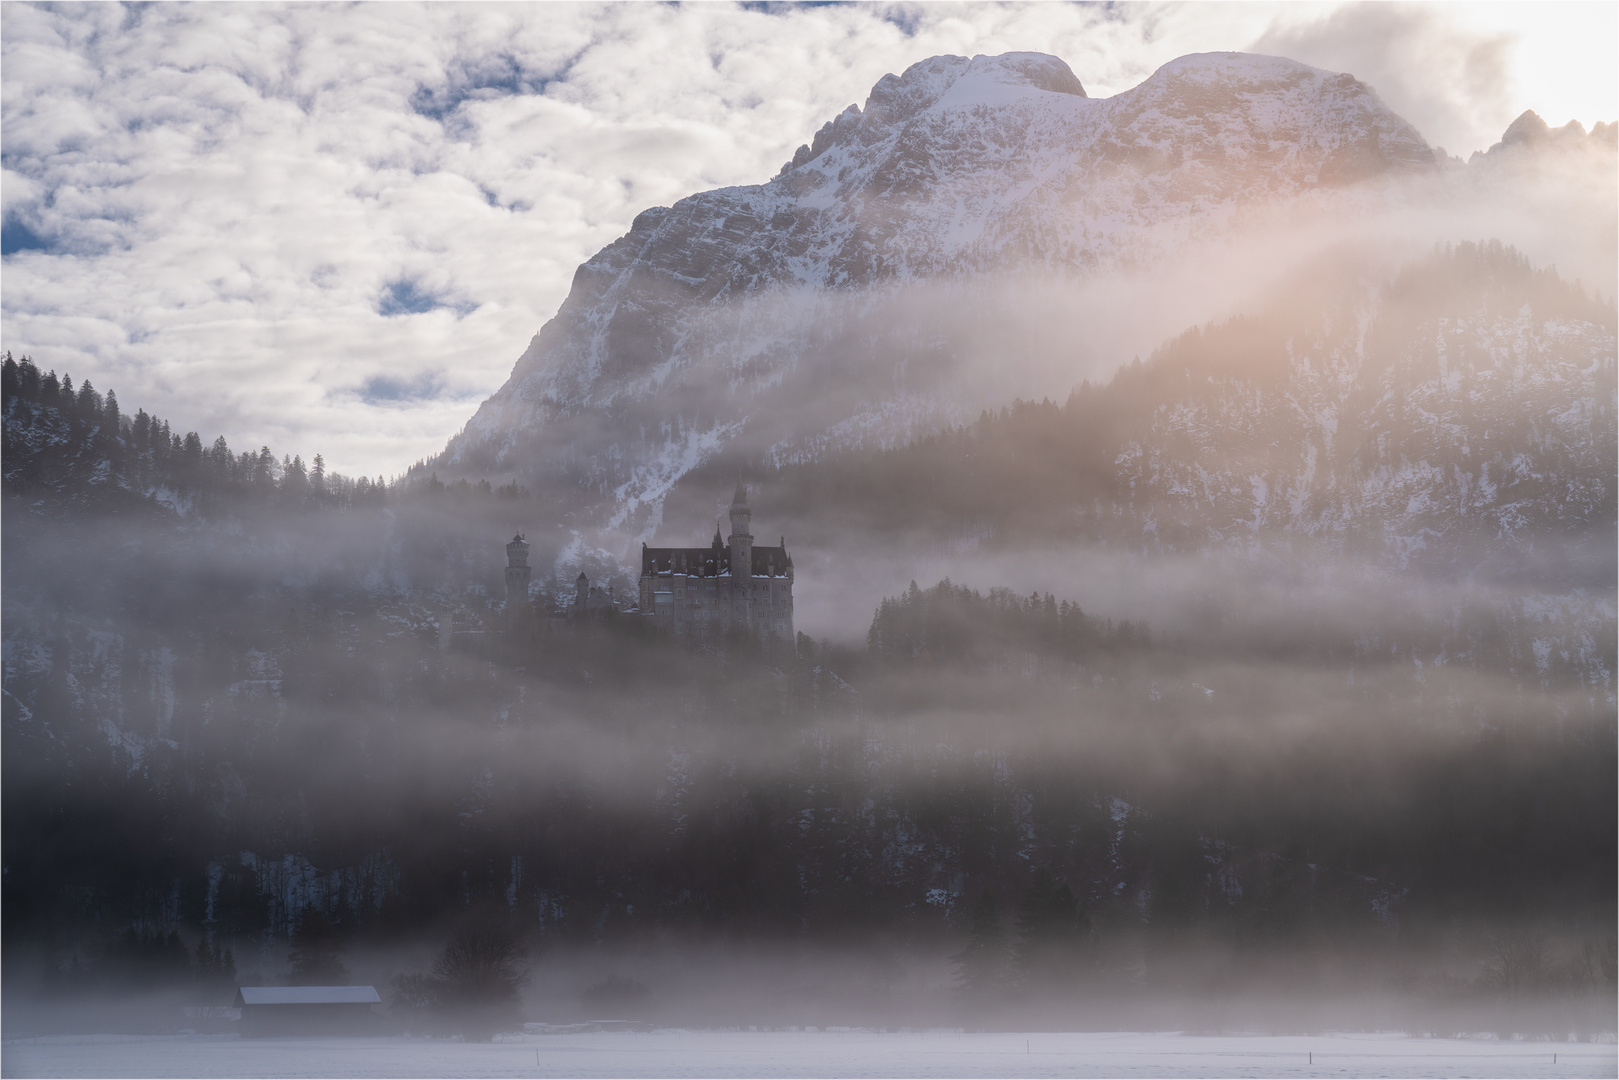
[[629, 488, 794, 645], [638, 555, 793, 643], [638, 567, 793, 644]]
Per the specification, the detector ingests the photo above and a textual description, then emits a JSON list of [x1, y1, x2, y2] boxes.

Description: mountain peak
[[782, 51, 1086, 175], [443, 50, 1440, 532], [1149, 50, 1333, 83], [863, 52, 1087, 125], [1475, 108, 1617, 162], [1501, 109, 1552, 146]]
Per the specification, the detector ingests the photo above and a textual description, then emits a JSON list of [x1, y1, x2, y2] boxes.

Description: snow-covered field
[[4, 1030, 1613, 1079]]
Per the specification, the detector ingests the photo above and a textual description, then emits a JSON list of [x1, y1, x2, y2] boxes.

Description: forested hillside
[[3, 242, 1614, 1033], [2, 355, 390, 515], [679, 243, 1615, 574]]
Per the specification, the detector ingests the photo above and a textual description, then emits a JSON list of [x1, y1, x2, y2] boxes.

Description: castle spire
[[728, 482, 753, 539], [728, 481, 753, 580]]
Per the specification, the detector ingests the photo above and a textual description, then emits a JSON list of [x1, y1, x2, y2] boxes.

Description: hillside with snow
[[702, 241, 1616, 566], [432, 50, 1614, 575], [434, 51, 1445, 534]]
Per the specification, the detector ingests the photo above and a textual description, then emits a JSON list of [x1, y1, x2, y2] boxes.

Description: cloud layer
[[2, 2, 1611, 477]]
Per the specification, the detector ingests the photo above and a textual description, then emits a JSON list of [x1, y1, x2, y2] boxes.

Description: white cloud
[[1251, 4, 1518, 158], [1, 1, 1611, 477]]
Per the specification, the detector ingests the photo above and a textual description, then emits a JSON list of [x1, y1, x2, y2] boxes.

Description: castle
[[637, 483, 794, 643], [493, 484, 794, 645]]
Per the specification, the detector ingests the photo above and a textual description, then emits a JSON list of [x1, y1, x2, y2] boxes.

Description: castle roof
[[641, 541, 791, 578]]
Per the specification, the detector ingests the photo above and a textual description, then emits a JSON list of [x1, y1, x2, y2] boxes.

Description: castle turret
[[504, 534, 531, 618], [575, 570, 589, 613], [728, 483, 753, 584]]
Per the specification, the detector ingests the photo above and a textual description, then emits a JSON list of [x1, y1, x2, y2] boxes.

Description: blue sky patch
[[411, 55, 531, 121], [379, 278, 465, 317], [410, 49, 589, 126], [879, 6, 924, 36], [2, 216, 52, 256], [739, 1, 844, 12], [358, 370, 448, 404]]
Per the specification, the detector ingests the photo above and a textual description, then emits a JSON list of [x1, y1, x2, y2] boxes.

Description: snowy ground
[[3, 1030, 1613, 1079]]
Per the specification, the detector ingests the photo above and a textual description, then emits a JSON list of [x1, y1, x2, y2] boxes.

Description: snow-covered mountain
[[660, 240, 1615, 603], [1103, 248, 1616, 569], [435, 51, 1439, 536]]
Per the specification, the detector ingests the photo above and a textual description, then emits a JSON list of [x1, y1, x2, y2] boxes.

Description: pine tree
[[76, 379, 100, 416], [951, 890, 1006, 1004], [1012, 867, 1090, 989], [195, 935, 215, 975], [287, 910, 349, 984], [281, 454, 308, 500]]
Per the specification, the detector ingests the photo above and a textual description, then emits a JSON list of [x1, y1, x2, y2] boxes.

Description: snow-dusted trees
[[952, 891, 1006, 1004], [867, 578, 1143, 668], [1, 352, 391, 513]]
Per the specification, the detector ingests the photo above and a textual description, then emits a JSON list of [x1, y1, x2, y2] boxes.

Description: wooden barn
[[234, 985, 383, 1035]]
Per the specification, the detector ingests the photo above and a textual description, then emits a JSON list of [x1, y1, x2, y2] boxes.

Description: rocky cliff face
[[436, 51, 1438, 537]]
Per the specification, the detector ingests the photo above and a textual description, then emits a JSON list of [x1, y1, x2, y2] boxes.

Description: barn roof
[[235, 985, 381, 1006]]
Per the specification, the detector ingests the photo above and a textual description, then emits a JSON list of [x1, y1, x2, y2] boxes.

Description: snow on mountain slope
[[1109, 254, 1617, 568], [435, 51, 1435, 538]]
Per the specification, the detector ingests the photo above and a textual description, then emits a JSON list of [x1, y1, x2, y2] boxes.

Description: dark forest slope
[[2, 244, 1614, 1032], [677, 243, 1615, 581]]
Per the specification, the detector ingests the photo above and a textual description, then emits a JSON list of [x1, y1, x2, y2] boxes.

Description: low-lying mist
[[3, 130, 1614, 1038], [4, 479, 1613, 1035]]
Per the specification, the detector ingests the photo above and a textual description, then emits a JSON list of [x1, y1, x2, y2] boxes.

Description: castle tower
[[575, 571, 589, 613], [504, 533, 531, 618], [728, 482, 753, 584]]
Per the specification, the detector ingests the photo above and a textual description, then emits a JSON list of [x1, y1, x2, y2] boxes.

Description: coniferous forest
[[4, 292, 1614, 1036]]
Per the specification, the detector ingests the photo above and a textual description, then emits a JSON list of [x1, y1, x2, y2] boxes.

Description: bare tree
[[1482, 931, 1548, 994], [390, 916, 529, 1040]]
